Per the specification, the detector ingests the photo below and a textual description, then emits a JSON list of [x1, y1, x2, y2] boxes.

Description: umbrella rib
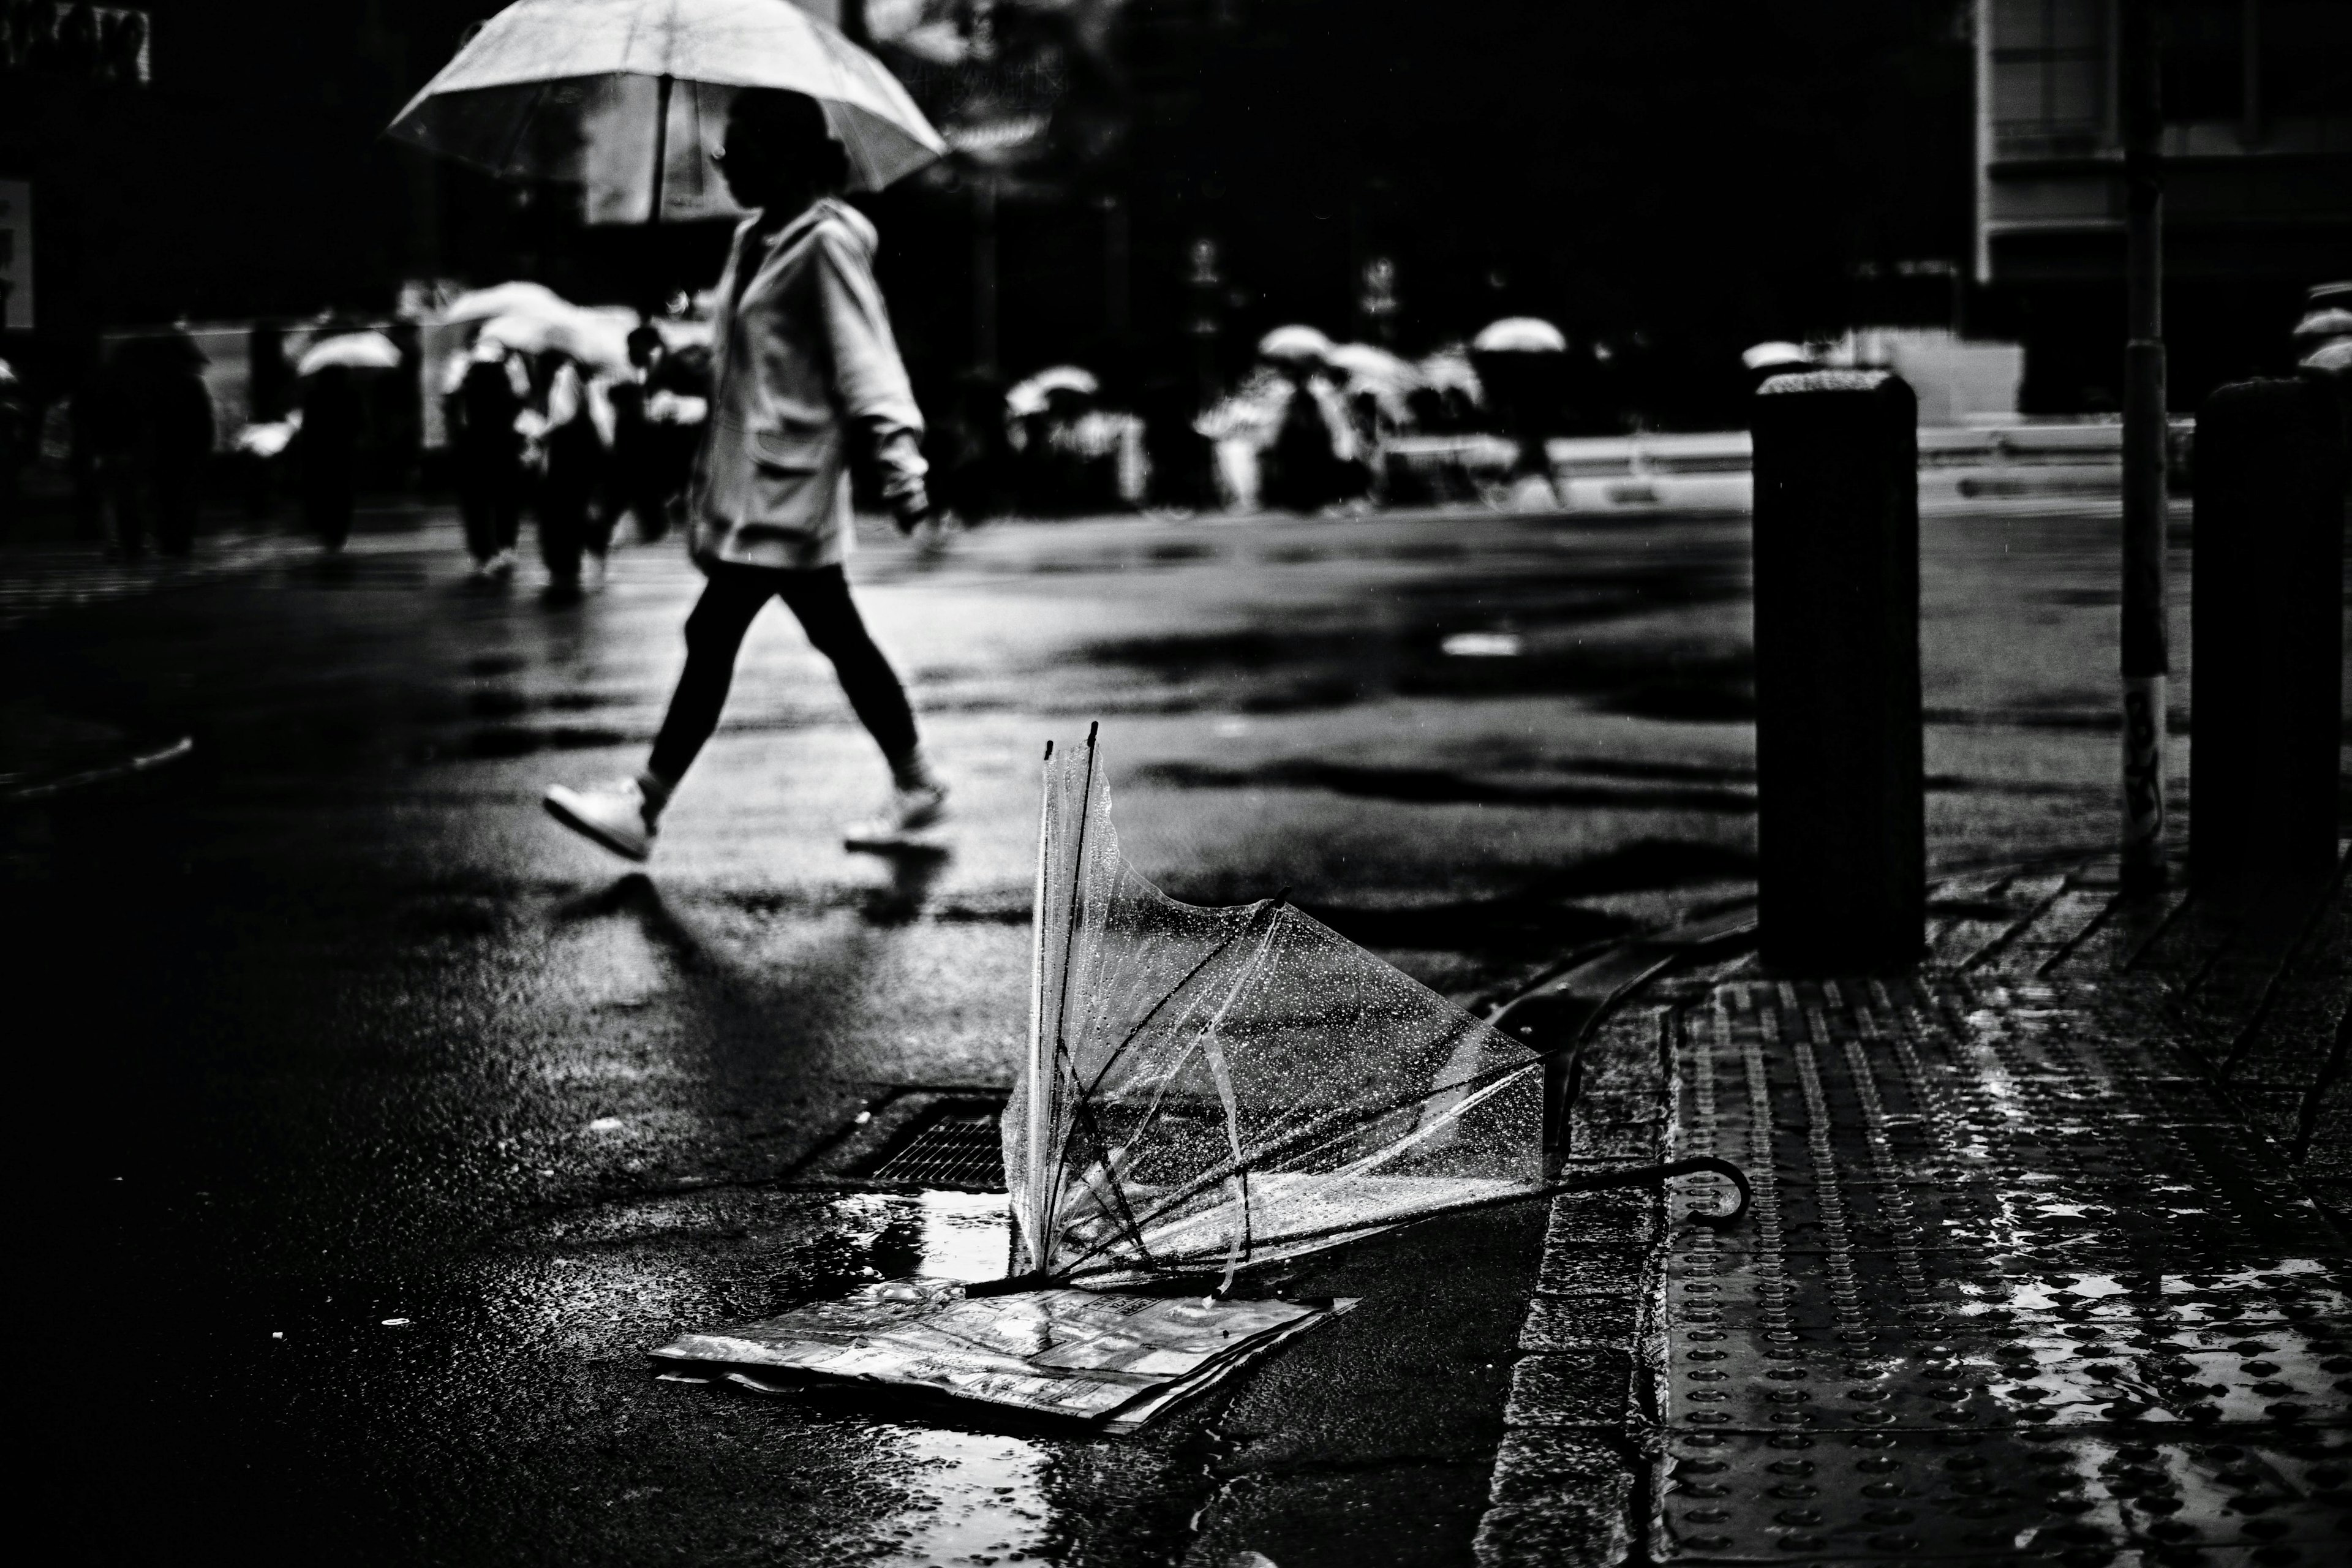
[[1052, 1015, 1523, 1278], [494, 78, 557, 181], [1071, 902, 1284, 1222], [1036, 720, 1100, 1262], [1055, 1158, 1754, 1283], [1058, 1053, 1161, 1275], [1077, 895, 1286, 1104]]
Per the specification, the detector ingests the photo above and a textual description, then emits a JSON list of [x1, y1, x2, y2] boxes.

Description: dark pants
[[648, 563, 920, 786], [304, 452, 355, 550], [456, 447, 522, 564], [154, 458, 201, 556], [537, 437, 611, 584]]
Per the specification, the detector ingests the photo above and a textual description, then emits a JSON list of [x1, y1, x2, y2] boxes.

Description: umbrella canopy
[[1324, 342, 1415, 388], [1001, 728, 1750, 1291], [1741, 340, 1812, 372], [297, 332, 404, 377], [1415, 347, 1483, 402], [1006, 364, 1099, 417], [2302, 337, 2352, 377], [387, 0, 948, 221], [479, 309, 636, 378], [1473, 317, 1567, 355], [1256, 325, 1334, 366], [2291, 307, 2352, 345], [1324, 344, 1417, 421], [442, 281, 576, 325]]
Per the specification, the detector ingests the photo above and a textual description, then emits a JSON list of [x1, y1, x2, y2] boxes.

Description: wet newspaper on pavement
[[651, 1278, 1352, 1433]]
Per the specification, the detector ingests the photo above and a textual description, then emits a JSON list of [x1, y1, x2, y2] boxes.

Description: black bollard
[[2191, 377, 2348, 892], [1751, 371, 1924, 972]]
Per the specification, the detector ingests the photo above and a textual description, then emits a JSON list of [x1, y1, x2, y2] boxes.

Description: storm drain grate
[[859, 1100, 1008, 1190]]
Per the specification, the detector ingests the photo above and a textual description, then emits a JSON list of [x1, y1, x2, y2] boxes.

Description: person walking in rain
[[300, 361, 362, 552], [608, 323, 684, 545], [447, 337, 527, 578], [543, 88, 944, 861], [531, 348, 614, 598]]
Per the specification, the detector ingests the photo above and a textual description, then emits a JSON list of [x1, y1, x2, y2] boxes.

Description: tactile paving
[[1653, 975, 2352, 1563]]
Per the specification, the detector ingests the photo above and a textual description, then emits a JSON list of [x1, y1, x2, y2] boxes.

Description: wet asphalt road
[[9, 499, 2183, 1565]]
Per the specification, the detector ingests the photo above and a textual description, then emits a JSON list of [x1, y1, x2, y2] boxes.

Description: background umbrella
[[387, 0, 948, 224], [1325, 342, 1418, 421], [1415, 347, 1483, 404], [297, 332, 403, 377], [1256, 325, 1334, 367], [1006, 364, 1099, 417], [1472, 317, 1567, 355], [478, 309, 635, 378], [1741, 340, 1812, 373], [440, 281, 576, 325]]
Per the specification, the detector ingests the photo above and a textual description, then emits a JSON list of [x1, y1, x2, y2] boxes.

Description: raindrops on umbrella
[[386, 0, 949, 224]]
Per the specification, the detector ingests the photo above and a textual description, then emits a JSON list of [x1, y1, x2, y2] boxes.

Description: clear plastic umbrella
[[387, 0, 948, 224], [991, 726, 1749, 1294]]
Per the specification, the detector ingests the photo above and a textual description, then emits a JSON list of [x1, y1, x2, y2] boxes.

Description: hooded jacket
[[690, 198, 928, 571]]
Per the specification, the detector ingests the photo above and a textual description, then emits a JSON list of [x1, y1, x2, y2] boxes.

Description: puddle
[[907, 1189, 1016, 1281], [869, 1428, 1052, 1567]]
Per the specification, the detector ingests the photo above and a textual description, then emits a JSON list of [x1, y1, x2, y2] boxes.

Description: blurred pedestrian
[[299, 362, 361, 552], [148, 337, 215, 557], [543, 88, 944, 861], [447, 339, 528, 578], [532, 351, 612, 596], [90, 348, 149, 557], [606, 324, 677, 544], [1259, 362, 1363, 513], [932, 370, 1014, 524], [1472, 318, 1569, 509]]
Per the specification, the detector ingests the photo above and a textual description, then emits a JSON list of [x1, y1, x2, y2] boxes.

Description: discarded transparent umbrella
[[989, 725, 1749, 1295], [650, 725, 1745, 1430]]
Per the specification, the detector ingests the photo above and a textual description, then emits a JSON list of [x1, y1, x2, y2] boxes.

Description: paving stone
[[1521, 1294, 1642, 1354], [1506, 1349, 1638, 1428], [1486, 864, 2352, 1566]]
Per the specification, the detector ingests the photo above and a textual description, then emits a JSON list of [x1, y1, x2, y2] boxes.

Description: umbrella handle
[[1550, 1155, 1752, 1229], [649, 74, 674, 226]]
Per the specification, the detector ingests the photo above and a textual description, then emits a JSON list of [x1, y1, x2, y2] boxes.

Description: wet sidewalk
[[1481, 856, 2351, 1567]]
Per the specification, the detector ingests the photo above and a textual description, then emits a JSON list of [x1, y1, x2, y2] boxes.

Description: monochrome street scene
[[4, 3, 2347, 1566]]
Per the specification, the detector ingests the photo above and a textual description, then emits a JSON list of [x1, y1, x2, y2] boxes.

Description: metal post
[[2118, 0, 2169, 888], [1751, 371, 1926, 974], [2190, 378, 2349, 894]]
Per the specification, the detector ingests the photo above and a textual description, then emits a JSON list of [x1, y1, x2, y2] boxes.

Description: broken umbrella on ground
[[651, 726, 1750, 1431]]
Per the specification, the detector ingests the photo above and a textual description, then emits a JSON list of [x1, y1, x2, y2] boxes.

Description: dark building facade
[[10, 1, 2131, 432], [1974, 0, 2352, 412]]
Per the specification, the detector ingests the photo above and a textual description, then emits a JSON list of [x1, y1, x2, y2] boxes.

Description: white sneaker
[[844, 782, 949, 850], [545, 777, 657, 861]]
